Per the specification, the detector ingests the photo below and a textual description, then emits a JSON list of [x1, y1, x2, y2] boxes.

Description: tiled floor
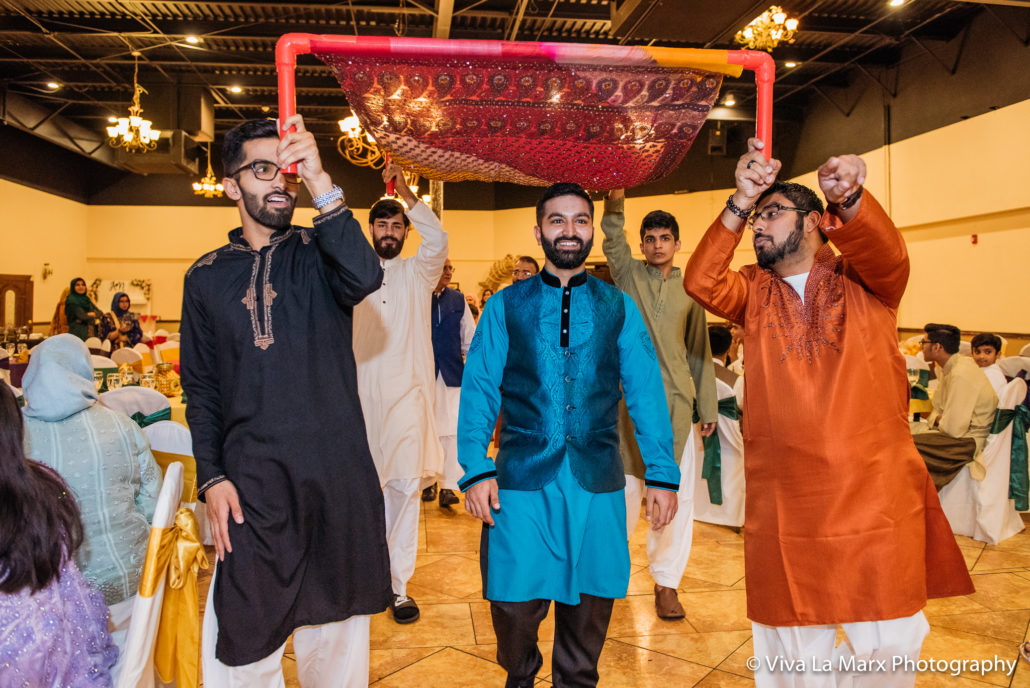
[[197, 503, 1030, 687]]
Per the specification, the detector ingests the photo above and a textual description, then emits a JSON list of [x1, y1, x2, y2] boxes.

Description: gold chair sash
[[138, 507, 210, 688], [152, 450, 198, 504]]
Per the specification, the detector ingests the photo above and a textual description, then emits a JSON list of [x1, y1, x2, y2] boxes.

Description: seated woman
[[0, 383, 118, 686], [21, 334, 162, 627], [99, 292, 143, 350], [64, 277, 103, 342]]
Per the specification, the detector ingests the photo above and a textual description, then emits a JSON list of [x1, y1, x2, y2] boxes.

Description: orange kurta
[[684, 192, 973, 627]]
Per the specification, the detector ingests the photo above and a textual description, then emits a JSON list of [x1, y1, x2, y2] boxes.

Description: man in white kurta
[[354, 165, 447, 624]]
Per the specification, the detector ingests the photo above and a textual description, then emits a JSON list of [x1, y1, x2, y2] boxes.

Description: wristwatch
[[312, 184, 344, 210]]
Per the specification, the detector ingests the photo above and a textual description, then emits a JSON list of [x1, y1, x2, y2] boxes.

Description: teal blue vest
[[496, 272, 626, 493]]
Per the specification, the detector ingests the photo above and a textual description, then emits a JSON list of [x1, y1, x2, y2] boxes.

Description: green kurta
[[601, 196, 717, 473]]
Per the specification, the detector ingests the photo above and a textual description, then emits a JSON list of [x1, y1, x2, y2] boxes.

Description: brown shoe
[[654, 584, 685, 619]]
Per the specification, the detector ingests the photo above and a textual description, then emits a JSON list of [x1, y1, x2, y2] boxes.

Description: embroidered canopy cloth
[[286, 37, 756, 189]]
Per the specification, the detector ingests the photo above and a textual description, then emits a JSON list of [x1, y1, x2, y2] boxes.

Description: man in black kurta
[[181, 116, 391, 685]]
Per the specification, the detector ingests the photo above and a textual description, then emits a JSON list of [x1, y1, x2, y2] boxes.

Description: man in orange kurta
[[683, 139, 973, 687]]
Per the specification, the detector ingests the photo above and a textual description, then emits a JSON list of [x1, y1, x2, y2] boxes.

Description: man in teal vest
[[458, 182, 680, 688]]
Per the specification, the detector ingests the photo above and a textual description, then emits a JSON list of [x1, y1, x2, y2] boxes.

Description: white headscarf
[[22, 333, 97, 422]]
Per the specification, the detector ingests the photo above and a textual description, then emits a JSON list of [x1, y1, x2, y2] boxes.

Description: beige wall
[[3, 99, 1028, 334]]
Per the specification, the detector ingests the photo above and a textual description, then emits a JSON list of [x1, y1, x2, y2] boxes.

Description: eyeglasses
[[748, 203, 815, 227], [512, 269, 535, 278], [229, 159, 300, 185], [442, 265, 455, 273]]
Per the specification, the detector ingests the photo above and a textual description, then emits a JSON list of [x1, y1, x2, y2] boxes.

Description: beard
[[241, 189, 296, 231], [373, 234, 405, 260], [755, 220, 804, 269], [541, 234, 593, 270]]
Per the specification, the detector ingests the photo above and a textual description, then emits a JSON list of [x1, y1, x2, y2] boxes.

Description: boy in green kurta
[[601, 190, 718, 619]]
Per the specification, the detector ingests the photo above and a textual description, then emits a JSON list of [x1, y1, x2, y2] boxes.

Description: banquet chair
[[155, 341, 180, 366], [101, 339, 112, 353], [905, 354, 933, 418], [959, 340, 972, 356], [85, 336, 103, 354], [134, 342, 155, 371], [100, 387, 171, 428], [153, 329, 169, 346], [1021, 343, 1030, 357], [144, 421, 211, 545], [693, 378, 745, 528], [999, 357, 1030, 380], [111, 347, 145, 374], [168, 332, 180, 342], [113, 461, 208, 688], [938, 378, 1027, 544]]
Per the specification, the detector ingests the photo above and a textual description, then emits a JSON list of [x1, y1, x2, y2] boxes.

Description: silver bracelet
[[725, 194, 754, 220], [312, 184, 343, 210]]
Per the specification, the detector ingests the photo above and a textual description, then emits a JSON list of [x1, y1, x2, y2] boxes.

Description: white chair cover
[[168, 333, 180, 342], [101, 339, 112, 353], [111, 347, 144, 366], [1021, 343, 1030, 357], [959, 340, 972, 356], [997, 335, 1009, 355], [998, 357, 1030, 379], [100, 386, 171, 419], [939, 378, 1027, 544], [92, 354, 117, 369], [154, 342, 180, 363], [113, 461, 183, 688], [155, 329, 169, 338], [84, 336, 103, 351], [693, 378, 745, 528], [144, 421, 211, 546]]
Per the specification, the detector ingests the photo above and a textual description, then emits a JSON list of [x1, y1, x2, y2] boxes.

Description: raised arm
[[276, 113, 383, 306], [684, 138, 781, 323], [382, 163, 448, 288], [600, 189, 635, 283]]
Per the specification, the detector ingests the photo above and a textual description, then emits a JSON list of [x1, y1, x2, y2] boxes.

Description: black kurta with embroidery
[[180, 205, 391, 665]]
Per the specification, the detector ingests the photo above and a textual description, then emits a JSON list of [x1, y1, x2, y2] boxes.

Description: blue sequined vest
[[497, 272, 626, 493]]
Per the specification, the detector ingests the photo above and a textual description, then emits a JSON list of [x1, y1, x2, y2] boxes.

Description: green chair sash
[[989, 404, 1029, 511], [909, 368, 930, 401], [96, 366, 118, 393], [130, 407, 173, 429], [694, 397, 741, 506]]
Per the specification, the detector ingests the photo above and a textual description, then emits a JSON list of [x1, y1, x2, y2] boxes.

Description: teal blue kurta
[[457, 269, 678, 604]]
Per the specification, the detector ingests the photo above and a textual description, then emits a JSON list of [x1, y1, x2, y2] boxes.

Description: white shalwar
[[624, 423, 700, 589], [433, 300, 476, 490], [202, 564, 371, 688], [751, 611, 930, 688], [353, 200, 447, 595]]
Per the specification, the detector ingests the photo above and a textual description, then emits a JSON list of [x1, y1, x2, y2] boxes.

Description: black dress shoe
[[421, 483, 438, 502], [438, 488, 460, 507], [390, 594, 420, 624]]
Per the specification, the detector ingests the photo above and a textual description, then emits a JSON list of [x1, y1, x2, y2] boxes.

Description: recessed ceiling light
[[185, 35, 200, 44], [260, 106, 271, 113], [723, 94, 736, 106], [889, 0, 904, 6], [785, 61, 798, 68], [230, 86, 242, 93], [46, 81, 60, 89], [108, 116, 118, 123]]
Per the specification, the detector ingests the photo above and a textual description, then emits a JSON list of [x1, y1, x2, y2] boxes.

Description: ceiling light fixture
[[105, 52, 161, 154], [889, 0, 905, 6], [229, 85, 242, 94], [192, 142, 224, 198], [724, 94, 736, 107], [46, 81, 60, 90], [734, 5, 800, 52], [785, 61, 798, 68], [337, 111, 385, 168], [185, 35, 200, 44]]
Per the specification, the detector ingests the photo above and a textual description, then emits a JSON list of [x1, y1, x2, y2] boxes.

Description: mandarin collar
[[228, 226, 294, 251], [540, 268, 588, 288]]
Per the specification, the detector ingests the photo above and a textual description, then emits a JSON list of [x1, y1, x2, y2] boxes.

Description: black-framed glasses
[[748, 203, 815, 227], [229, 159, 300, 184]]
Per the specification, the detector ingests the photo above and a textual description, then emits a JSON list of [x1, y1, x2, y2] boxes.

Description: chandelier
[[339, 110, 432, 205], [192, 143, 224, 198], [106, 52, 161, 153], [734, 6, 799, 52], [337, 111, 385, 168]]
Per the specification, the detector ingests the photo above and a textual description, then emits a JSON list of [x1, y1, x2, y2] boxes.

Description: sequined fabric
[[315, 55, 723, 188], [0, 560, 117, 687]]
